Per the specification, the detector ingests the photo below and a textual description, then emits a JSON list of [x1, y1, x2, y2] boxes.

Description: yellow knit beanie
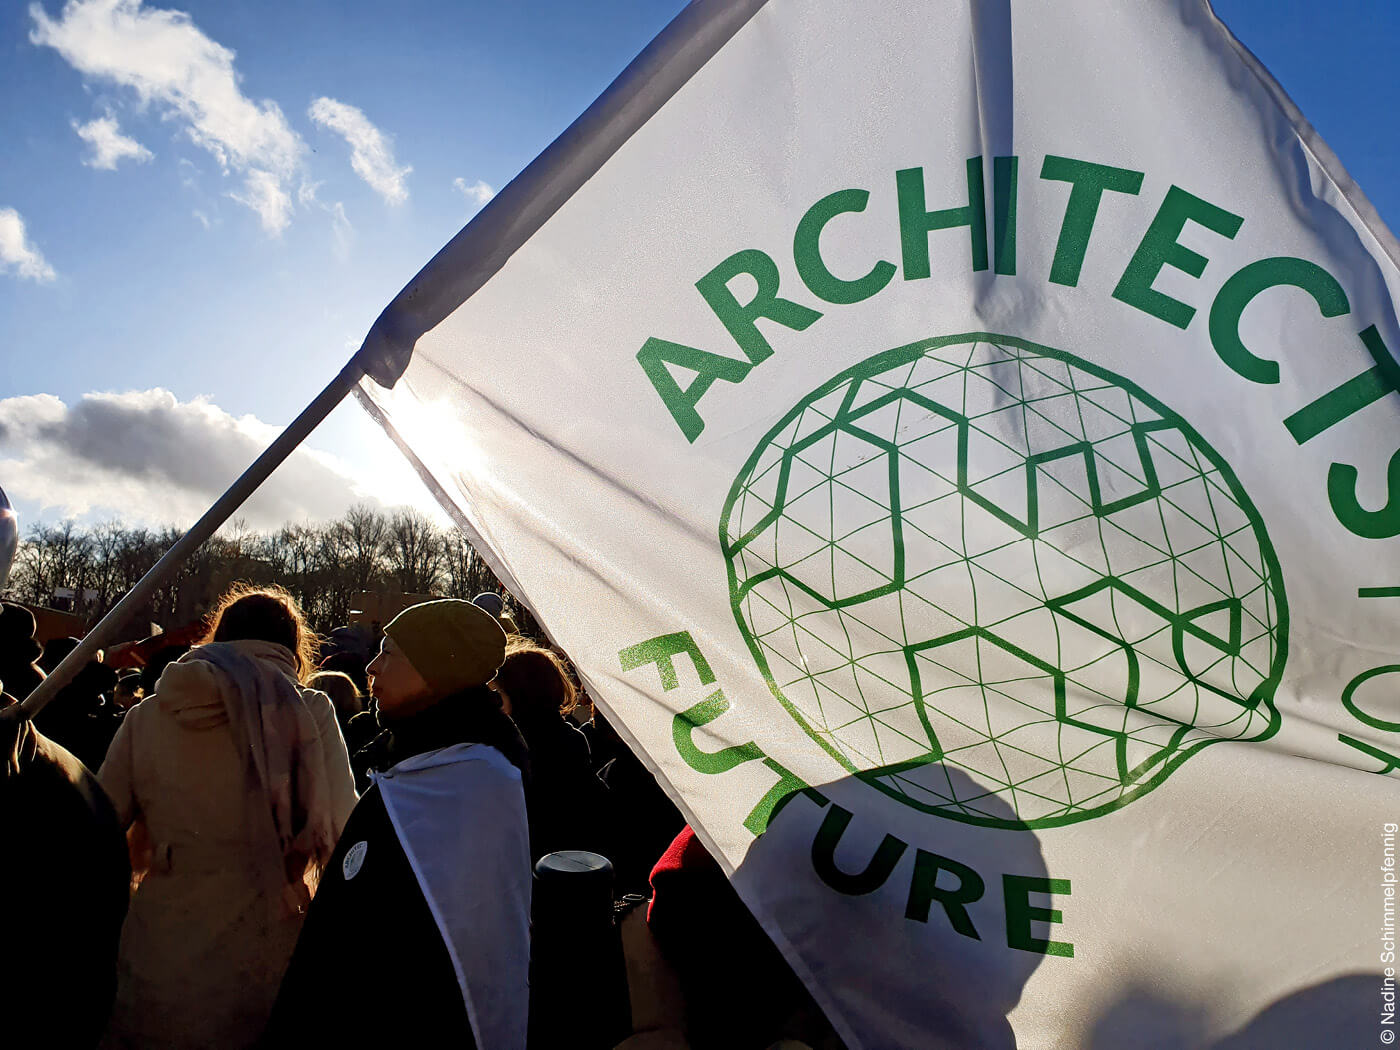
[[382, 599, 507, 698]]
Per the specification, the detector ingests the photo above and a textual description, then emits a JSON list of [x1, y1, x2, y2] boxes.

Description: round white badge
[[342, 841, 368, 881]]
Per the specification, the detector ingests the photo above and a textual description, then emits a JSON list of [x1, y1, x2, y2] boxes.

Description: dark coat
[[0, 696, 130, 1050], [350, 689, 530, 789], [266, 688, 528, 1048], [0, 651, 44, 704], [0, 604, 45, 704], [516, 714, 611, 862], [649, 826, 845, 1050], [598, 744, 685, 898], [343, 707, 382, 793], [33, 662, 121, 773], [262, 782, 476, 1048]]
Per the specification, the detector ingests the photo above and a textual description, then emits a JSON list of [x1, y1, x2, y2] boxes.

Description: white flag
[[357, 2, 1400, 1046]]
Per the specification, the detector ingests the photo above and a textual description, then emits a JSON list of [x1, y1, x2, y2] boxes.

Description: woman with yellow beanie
[[264, 599, 531, 1050]]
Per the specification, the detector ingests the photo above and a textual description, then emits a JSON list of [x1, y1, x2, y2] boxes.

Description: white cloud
[[308, 97, 410, 205], [0, 389, 381, 529], [327, 200, 353, 254], [454, 177, 494, 208], [0, 208, 57, 282], [73, 112, 152, 169], [295, 180, 353, 251], [176, 156, 200, 188], [30, 0, 306, 233], [228, 168, 293, 234]]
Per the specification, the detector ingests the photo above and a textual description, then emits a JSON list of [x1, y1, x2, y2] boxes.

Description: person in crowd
[[473, 589, 521, 635], [38, 634, 80, 675], [265, 599, 531, 1050], [34, 641, 119, 773], [592, 711, 686, 896], [648, 826, 847, 1050], [493, 639, 610, 860], [1, 689, 130, 1049], [97, 584, 357, 1050], [112, 672, 144, 711], [343, 702, 381, 792], [307, 668, 363, 735], [139, 641, 190, 697], [0, 601, 46, 702], [314, 650, 369, 692], [316, 625, 375, 694]]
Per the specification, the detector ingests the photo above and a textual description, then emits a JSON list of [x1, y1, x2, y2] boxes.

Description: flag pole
[[3, 355, 370, 723], [3, 0, 775, 725]]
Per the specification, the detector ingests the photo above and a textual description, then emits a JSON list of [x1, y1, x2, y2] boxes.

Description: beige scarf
[[194, 640, 336, 915]]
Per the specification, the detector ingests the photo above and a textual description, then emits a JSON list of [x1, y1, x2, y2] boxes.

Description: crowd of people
[[0, 584, 844, 1050]]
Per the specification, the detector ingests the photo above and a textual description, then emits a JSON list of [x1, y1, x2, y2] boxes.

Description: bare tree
[[15, 521, 93, 610], [385, 509, 444, 594], [112, 527, 161, 611], [0, 508, 538, 640], [7, 536, 46, 606], [87, 520, 128, 614], [263, 524, 321, 592], [314, 524, 354, 628], [443, 531, 497, 599], [332, 505, 389, 593]]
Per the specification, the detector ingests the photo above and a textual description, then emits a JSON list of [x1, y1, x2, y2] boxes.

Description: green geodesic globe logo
[[720, 333, 1287, 830]]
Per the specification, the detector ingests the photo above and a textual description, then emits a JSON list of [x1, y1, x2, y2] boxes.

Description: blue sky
[[2, 0, 1397, 531]]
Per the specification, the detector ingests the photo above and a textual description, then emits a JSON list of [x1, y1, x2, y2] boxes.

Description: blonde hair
[[202, 583, 320, 682], [307, 669, 364, 720]]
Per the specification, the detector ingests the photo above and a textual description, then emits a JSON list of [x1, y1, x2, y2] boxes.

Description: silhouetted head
[[368, 599, 506, 719], [203, 584, 318, 682], [493, 642, 577, 728], [307, 669, 364, 721]]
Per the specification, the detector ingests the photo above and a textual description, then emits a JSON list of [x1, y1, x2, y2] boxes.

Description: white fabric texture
[[359, 2, 1400, 1046], [375, 743, 532, 1050]]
